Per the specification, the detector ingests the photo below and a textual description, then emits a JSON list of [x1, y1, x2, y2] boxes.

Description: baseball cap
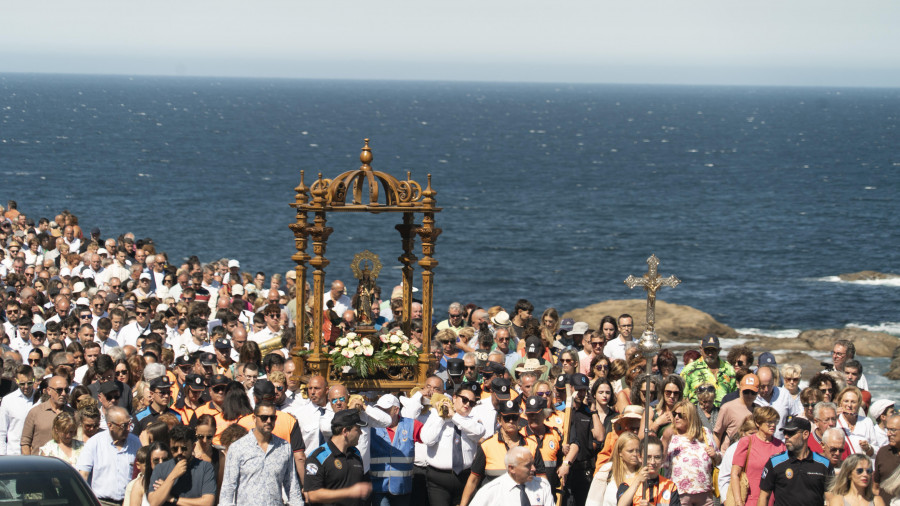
[[228, 259, 240, 269], [555, 374, 570, 390], [90, 227, 101, 236], [782, 415, 811, 434], [139, 272, 151, 281], [209, 374, 229, 387], [524, 395, 547, 414], [199, 352, 216, 366], [333, 409, 367, 428], [558, 318, 575, 332], [175, 355, 192, 367], [758, 352, 777, 367], [570, 322, 589, 335], [214, 339, 231, 350], [497, 399, 520, 415], [149, 377, 172, 390], [525, 336, 542, 354], [571, 373, 590, 391], [701, 334, 720, 350], [185, 374, 206, 391], [375, 394, 400, 410], [98, 381, 120, 396], [740, 373, 760, 392], [254, 380, 276, 399], [30, 322, 46, 335], [492, 378, 512, 399], [447, 358, 464, 376]]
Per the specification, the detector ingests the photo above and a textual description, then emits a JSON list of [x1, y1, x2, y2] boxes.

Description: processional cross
[[624, 254, 681, 331]]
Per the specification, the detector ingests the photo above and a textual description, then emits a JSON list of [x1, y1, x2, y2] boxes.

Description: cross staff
[[624, 254, 681, 331]]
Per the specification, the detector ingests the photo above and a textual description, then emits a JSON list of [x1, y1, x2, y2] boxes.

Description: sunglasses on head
[[697, 386, 715, 394]]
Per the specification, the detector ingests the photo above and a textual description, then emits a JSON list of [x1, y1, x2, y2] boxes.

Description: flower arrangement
[[330, 332, 376, 377], [375, 328, 419, 366]]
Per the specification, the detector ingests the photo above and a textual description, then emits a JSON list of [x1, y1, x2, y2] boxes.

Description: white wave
[[735, 328, 801, 339], [816, 276, 900, 287], [846, 322, 900, 336]]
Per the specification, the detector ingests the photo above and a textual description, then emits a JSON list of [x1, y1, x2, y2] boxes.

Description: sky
[[2, 0, 899, 87]]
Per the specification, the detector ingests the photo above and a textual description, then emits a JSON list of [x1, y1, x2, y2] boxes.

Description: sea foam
[[816, 276, 900, 287], [846, 322, 900, 337]]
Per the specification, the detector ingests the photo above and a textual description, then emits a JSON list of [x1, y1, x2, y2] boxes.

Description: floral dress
[[665, 427, 717, 495]]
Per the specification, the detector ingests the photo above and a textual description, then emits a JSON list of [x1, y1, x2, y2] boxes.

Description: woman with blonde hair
[[664, 399, 719, 505], [827, 453, 884, 506], [539, 308, 559, 345], [38, 412, 83, 465], [836, 386, 877, 457], [780, 364, 802, 401], [602, 431, 642, 506], [730, 407, 785, 506]]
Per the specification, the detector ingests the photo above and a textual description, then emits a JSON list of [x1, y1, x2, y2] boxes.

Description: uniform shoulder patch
[[305, 463, 318, 475]]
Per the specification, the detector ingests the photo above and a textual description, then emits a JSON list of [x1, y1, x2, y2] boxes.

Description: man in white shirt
[[829, 340, 869, 391], [603, 313, 635, 362], [0, 365, 37, 455], [286, 375, 329, 451], [754, 365, 802, 439], [250, 306, 282, 345], [116, 301, 152, 347], [323, 280, 351, 318], [469, 446, 554, 506], [99, 249, 130, 287]]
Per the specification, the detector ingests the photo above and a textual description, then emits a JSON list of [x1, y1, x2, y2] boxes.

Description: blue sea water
[[2, 74, 899, 340]]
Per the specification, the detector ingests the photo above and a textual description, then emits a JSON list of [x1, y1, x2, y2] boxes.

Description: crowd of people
[[0, 201, 899, 506]]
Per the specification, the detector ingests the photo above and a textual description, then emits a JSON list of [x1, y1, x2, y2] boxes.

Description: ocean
[[2, 74, 899, 394]]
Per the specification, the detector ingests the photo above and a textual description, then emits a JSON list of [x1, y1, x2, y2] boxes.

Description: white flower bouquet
[[330, 332, 377, 377], [375, 328, 419, 367]]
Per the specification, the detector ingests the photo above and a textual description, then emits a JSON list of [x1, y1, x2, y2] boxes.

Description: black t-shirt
[[305, 440, 368, 506], [567, 408, 593, 463], [150, 457, 217, 500], [759, 450, 832, 506]]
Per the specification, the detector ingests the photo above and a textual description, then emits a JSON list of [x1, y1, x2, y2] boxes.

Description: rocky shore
[[563, 299, 900, 381], [838, 270, 900, 281]]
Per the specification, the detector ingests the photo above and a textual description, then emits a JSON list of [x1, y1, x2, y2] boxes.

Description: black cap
[[782, 415, 811, 434], [555, 374, 570, 390], [199, 352, 216, 366], [254, 380, 276, 399], [524, 395, 547, 414], [214, 339, 231, 350], [497, 399, 520, 415], [98, 381, 120, 396], [701, 334, 720, 350], [457, 381, 481, 397], [571, 373, 590, 391], [487, 362, 506, 376], [492, 377, 511, 399], [185, 374, 206, 391], [91, 227, 101, 236], [447, 358, 464, 376], [525, 336, 542, 354], [333, 408, 367, 428], [149, 377, 172, 390], [175, 355, 192, 367], [209, 374, 229, 387]]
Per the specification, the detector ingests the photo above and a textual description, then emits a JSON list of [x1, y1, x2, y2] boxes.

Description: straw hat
[[612, 405, 644, 428], [515, 358, 547, 375]]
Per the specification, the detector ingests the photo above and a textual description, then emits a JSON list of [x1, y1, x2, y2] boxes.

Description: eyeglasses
[[464, 366, 477, 371], [458, 397, 477, 407], [595, 364, 609, 371], [803, 403, 816, 408], [330, 397, 347, 405], [832, 351, 846, 357], [784, 377, 800, 382], [535, 391, 550, 397], [440, 340, 452, 344], [16, 380, 34, 387], [28, 358, 40, 364], [116, 370, 129, 377], [136, 311, 148, 316], [734, 360, 745, 366], [591, 341, 603, 346], [257, 415, 276, 423], [449, 313, 463, 319], [561, 358, 574, 364], [819, 387, 835, 393], [855, 468, 873, 475], [885, 427, 900, 433], [664, 389, 681, 397], [274, 385, 285, 391], [47, 386, 67, 396], [703, 348, 718, 354], [697, 386, 715, 394], [197, 434, 214, 440], [108, 420, 132, 430], [171, 445, 189, 453], [501, 415, 520, 423]]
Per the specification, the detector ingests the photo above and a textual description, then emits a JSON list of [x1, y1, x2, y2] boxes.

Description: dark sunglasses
[[464, 366, 477, 371], [458, 397, 477, 407], [47, 387, 67, 395], [501, 415, 520, 423], [742, 390, 757, 396], [257, 415, 276, 423], [673, 412, 686, 419], [855, 468, 873, 475], [211, 386, 226, 394], [171, 445, 189, 453], [697, 386, 715, 394], [197, 435, 214, 440]]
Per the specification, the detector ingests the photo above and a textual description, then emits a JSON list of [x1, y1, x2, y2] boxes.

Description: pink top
[[732, 434, 785, 506], [666, 428, 717, 494]]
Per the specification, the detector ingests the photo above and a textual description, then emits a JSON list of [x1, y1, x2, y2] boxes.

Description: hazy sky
[[3, 0, 898, 87]]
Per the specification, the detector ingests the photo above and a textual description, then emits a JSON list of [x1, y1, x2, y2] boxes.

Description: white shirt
[[323, 293, 351, 317], [286, 400, 327, 452], [249, 327, 279, 345], [470, 400, 498, 439], [3, 322, 15, 343], [469, 473, 555, 506], [753, 386, 802, 439], [419, 410, 485, 471], [603, 336, 631, 362], [837, 413, 878, 454], [116, 321, 151, 348], [0, 388, 35, 455], [96, 337, 120, 354]]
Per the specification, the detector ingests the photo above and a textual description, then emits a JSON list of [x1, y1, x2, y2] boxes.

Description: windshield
[[0, 470, 95, 506]]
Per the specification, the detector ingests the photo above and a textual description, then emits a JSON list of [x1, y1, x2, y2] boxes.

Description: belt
[[98, 499, 124, 506]]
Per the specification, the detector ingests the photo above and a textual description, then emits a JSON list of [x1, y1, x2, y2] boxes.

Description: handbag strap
[[743, 435, 753, 468]]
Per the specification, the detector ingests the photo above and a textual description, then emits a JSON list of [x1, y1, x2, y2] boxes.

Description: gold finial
[[360, 139, 373, 166], [294, 170, 308, 194]]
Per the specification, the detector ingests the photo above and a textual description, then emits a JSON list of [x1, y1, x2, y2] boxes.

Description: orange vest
[[532, 424, 562, 471], [478, 430, 540, 480], [192, 402, 235, 444], [545, 410, 565, 433], [595, 430, 621, 473], [627, 476, 678, 506], [237, 410, 298, 448]]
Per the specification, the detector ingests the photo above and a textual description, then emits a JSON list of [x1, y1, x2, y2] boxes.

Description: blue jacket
[[369, 417, 415, 495]]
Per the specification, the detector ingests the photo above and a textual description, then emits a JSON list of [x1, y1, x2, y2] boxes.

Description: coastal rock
[[838, 270, 900, 281], [885, 346, 900, 380], [796, 328, 900, 357], [562, 299, 738, 342], [739, 328, 900, 358]]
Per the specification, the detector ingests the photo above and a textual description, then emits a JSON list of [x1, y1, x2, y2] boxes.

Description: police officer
[[460, 397, 543, 506], [133, 376, 181, 436], [758, 415, 833, 506], [523, 395, 565, 492], [305, 408, 372, 505]]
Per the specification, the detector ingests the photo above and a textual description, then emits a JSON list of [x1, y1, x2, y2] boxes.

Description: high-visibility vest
[[480, 430, 541, 480], [533, 424, 562, 471], [370, 418, 416, 496], [627, 476, 678, 506]]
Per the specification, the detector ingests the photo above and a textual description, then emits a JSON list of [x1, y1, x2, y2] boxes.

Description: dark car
[[0, 455, 100, 505]]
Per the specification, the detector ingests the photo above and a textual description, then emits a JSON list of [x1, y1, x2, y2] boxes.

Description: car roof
[[0, 455, 77, 473]]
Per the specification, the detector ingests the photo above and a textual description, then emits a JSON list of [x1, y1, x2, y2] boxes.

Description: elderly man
[[436, 302, 468, 332], [319, 384, 392, 472], [324, 280, 351, 317], [20, 375, 73, 454], [874, 414, 900, 504], [469, 446, 554, 506], [808, 401, 852, 459], [821, 427, 846, 471], [76, 406, 142, 506], [753, 365, 802, 439], [829, 339, 869, 390]]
